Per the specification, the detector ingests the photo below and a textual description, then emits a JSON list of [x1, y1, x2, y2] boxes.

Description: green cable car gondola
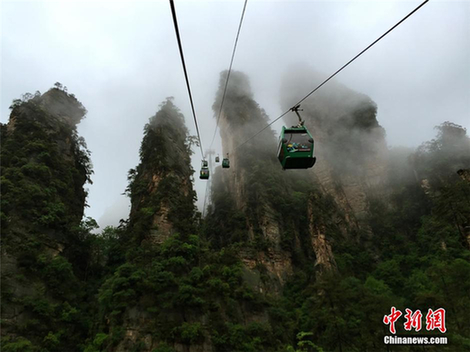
[[222, 154, 230, 168], [200, 168, 209, 179], [277, 105, 316, 169], [200, 160, 209, 179], [215, 155, 220, 163]]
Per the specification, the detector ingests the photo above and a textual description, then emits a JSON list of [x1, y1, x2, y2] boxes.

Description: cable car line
[[169, 0, 205, 159], [202, 0, 247, 209], [210, 0, 249, 148], [231, 0, 429, 154]]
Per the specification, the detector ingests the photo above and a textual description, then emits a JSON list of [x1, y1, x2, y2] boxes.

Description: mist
[[2, 0, 468, 229], [279, 64, 387, 178]]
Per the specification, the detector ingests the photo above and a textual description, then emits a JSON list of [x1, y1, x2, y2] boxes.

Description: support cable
[[210, 0, 249, 148], [169, 0, 205, 159]]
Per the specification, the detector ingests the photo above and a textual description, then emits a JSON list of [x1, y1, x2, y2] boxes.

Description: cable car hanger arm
[[291, 105, 305, 127]]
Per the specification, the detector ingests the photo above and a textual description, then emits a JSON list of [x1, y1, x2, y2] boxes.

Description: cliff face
[[459, 170, 470, 248], [1, 88, 92, 350], [208, 71, 343, 287], [2, 89, 90, 231], [281, 67, 388, 231], [102, 99, 205, 352], [210, 72, 294, 286], [127, 98, 197, 245]]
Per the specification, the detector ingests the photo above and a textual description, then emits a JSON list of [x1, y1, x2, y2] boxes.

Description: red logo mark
[[404, 309, 422, 332], [383, 306, 402, 334], [426, 308, 446, 333]]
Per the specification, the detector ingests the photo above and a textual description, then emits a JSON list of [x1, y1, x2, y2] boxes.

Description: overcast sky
[[2, 0, 469, 229]]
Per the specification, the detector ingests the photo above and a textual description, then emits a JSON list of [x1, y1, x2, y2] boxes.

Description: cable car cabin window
[[284, 132, 311, 152]]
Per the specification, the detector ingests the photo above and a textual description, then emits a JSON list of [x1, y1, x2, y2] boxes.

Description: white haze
[[1, 0, 469, 229]]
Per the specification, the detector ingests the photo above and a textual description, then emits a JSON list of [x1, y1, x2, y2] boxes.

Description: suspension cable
[[232, 0, 429, 153], [169, 0, 205, 159], [210, 0, 249, 148]]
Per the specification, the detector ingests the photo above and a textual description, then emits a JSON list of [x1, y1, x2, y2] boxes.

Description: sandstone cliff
[[1, 87, 92, 350], [127, 98, 197, 245], [208, 71, 343, 286]]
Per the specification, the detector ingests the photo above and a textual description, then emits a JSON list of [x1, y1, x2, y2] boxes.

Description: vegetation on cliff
[[1, 85, 94, 351], [90, 98, 279, 351], [126, 98, 198, 242], [1, 81, 469, 352]]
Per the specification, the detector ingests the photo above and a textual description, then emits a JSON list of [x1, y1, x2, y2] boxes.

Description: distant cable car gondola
[[222, 154, 230, 168], [200, 160, 209, 179], [215, 155, 220, 163], [277, 105, 316, 170]]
